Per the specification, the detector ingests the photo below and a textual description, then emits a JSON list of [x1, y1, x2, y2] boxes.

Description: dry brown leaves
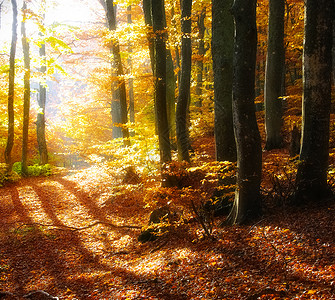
[[0, 161, 334, 299]]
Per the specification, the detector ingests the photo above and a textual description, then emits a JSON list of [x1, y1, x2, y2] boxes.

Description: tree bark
[[176, 0, 192, 162], [333, 7, 335, 86], [105, 0, 130, 145], [152, 0, 171, 164], [36, 4, 48, 165], [127, 5, 135, 133], [4, 0, 17, 167], [21, 0, 31, 176], [143, 0, 176, 142], [212, 0, 237, 163], [194, 6, 206, 108], [264, 0, 285, 150], [295, 0, 334, 203], [225, 0, 262, 225]]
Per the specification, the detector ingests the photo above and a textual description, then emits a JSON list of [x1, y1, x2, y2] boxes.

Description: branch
[[10, 221, 142, 232]]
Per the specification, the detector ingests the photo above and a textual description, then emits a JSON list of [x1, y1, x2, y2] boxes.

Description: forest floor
[[0, 141, 335, 299]]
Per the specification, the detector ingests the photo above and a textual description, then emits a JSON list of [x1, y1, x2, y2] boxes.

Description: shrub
[[0, 163, 20, 186], [12, 162, 52, 177]]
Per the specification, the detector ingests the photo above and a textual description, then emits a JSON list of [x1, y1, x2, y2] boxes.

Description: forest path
[[0, 165, 163, 299], [0, 165, 335, 299]]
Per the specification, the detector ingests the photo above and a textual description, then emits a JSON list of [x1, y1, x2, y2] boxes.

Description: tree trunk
[[226, 0, 262, 225], [4, 0, 17, 167], [36, 6, 48, 165], [127, 5, 135, 134], [143, 0, 176, 143], [333, 8, 335, 86], [295, 0, 334, 203], [105, 0, 130, 145], [194, 6, 206, 108], [21, 0, 31, 176], [176, 0, 192, 162], [212, 0, 237, 162], [264, 0, 285, 150], [152, 0, 171, 164]]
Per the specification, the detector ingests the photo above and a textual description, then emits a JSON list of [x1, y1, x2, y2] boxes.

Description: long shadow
[[29, 182, 63, 226], [9, 187, 33, 224], [54, 177, 109, 223]]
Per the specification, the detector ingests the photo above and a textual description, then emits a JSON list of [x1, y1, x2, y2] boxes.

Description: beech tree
[[36, 0, 48, 165], [194, 5, 206, 108], [295, 0, 334, 203], [212, 0, 236, 162], [226, 0, 262, 225], [143, 0, 176, 142], [21, 0, 31, 176], [176, 0, 192, 162], [151, 0, 171, 163], [264, 0, 285, 150], [105, 0, 130, 144], [4, 0, 17, 167]]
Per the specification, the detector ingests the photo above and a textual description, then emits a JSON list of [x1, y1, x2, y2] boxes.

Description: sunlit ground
[[0, 164, 334, 299]]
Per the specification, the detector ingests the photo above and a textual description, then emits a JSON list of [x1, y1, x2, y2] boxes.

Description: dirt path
[[0, 167, 156, 299]]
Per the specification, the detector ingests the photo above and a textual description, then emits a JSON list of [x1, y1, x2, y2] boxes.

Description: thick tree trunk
[[226, 0, 262, 225], [21, 1, 31, 176], [105, 0, 130, 145], [194, 6, 206, 108], [264, 0, 285, 150], [176, 0, 192, 162], [295, 0, 334, 203], [4, 0, 17, 167], [212, 0, 236, 162], [152, 0, 171, 164]]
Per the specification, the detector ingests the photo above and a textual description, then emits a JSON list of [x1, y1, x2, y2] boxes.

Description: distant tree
[[151, 0, 171, 164], [21, 0, 31, 176], [176, 0, 192, 162], [4, 0, 17, 167], [212, 0, 236, 162], [226, 0, 262, 225], [295, 0, 334, 203], [36, 0, 48, 165], [105, 0, 130, 145], [264, 0, 285, 150]]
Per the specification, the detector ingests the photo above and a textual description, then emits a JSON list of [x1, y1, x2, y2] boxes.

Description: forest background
[[0, 0, 334, 299]]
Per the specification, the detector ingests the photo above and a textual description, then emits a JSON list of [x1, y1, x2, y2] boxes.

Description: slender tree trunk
[[176, 0, 192, 162], [143, 0, 155, 73], [194, 6, 206, 108], [212, 0, 236, 162], [105, 0, 130, 145], [143, 0, 176, 143], [36, 6, 48, 165], [21, 0, 31, 176], [333, 9, 335, 86], [4, 0, 17, 167], [127, 5, 135, 131], [264, 0, 285, 150], [152, 0, 171, 164], [226, 0, 262, 225], [295, 0, 334, 203]]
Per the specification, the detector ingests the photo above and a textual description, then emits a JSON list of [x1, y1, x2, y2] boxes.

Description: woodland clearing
[[0, 142, 334, 300]]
